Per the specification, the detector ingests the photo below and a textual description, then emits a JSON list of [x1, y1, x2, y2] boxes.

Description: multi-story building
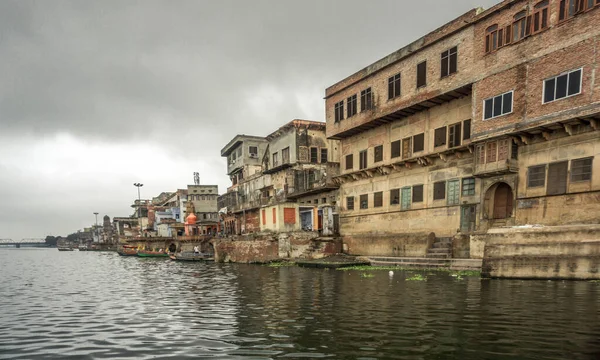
[[325, 0, 600, 256], [186, 184, 219, 235], [218, 120, 341, 235]]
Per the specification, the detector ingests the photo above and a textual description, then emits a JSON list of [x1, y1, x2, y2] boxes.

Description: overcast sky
[[0, 0, 499, 240]]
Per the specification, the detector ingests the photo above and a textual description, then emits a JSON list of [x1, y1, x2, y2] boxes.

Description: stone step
[[369, 257, 483, 271], [432, 242, 452, 248], [435, 237, 453, 243], [426, 254, 450, 259], [369, 256, 450, 264], [428, 247, 452, 253], [370, 261, 450, 268]]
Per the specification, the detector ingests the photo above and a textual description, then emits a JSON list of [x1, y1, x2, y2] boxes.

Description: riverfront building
[[325, 0, 600, 260], [218, 120, 341, 236]]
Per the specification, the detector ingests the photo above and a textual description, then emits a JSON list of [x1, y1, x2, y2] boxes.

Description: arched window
[[485, 24, 499, 53], [512, 10, 530, 42], [533, 0, 549, 33]]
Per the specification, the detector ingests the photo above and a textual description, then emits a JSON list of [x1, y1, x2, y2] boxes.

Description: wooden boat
[[57, 247, 74, 251], [170, 252, 214, 262], [137, 249, 169, 258], [117, 246, 138, 256]]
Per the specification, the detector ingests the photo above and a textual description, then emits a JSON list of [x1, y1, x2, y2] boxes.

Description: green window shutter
[[447, 180, 460, 205], [401, 187, 412, 210]]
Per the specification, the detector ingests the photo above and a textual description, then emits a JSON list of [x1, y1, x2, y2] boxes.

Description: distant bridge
[[0, 238, 50, 248]]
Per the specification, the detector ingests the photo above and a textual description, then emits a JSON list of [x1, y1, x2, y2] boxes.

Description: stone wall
[[342, 232, 433, 257], [481, 225, 600, 280]]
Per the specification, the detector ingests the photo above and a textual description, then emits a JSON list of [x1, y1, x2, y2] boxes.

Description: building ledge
[[263, 162, 293, 174], [287, 185, 339, 199]]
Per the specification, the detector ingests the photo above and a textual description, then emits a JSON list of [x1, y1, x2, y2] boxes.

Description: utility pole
[[133, 183, 144, 232], [93, 212, 99, 242]]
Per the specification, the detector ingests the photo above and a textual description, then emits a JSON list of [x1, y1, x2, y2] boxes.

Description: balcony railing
[[474, 158, 519, 177], [287, 163, 340, 198]]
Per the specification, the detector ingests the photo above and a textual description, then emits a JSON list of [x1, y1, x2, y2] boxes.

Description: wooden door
[[493, 183, 513, 219], [317, 211, 323, 230], [547, 161, 568, 196]]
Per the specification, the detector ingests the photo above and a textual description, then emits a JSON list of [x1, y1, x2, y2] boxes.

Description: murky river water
[[1, 249, 599, 359]]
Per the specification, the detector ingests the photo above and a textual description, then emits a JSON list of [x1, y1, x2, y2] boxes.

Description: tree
[[44, 236, 58, 246]]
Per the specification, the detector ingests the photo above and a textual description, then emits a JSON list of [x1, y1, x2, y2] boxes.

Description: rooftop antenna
[[193, 172, 200, 185]]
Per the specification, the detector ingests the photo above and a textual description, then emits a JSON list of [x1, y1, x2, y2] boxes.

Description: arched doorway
[[492, 183, 513, 219], [168, 243, 177, 253]]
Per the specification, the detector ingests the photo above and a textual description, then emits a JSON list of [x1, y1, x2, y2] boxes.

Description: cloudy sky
[[0, 0, 499, 240]]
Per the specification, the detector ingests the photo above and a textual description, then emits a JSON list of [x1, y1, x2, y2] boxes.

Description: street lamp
[[133, 183, 144, 231], [93, 212, 99, 242]]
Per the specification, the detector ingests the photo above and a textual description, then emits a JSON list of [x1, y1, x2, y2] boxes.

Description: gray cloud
[[0, 0, 500, 239]]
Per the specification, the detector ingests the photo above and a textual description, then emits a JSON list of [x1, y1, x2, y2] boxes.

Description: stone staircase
[[368, 256, 482, 271], [426, 237, 452, 259]]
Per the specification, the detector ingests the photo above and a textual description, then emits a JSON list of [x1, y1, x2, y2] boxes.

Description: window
[[262, 209, 266, 225], [543, 69, 582, 104], [485, 25, 499, 53], [498, 139, 509, 161], [512, 11, 530, 43], [434, 126, 447, 147], [413, 133, 425, 153], [571, 157, 593, 182], [402, 137, 412, 159], [360, 194, 368, 209], [388, 73, 401, 99], [401, 187, 411, 210], [345, 154, 354, 170], [483, 91, 513, 120], [347, 94, 357, 117], [347, 196, 355, 210], [249, 146, 258, 157], [533, 0, 549, 33], [359, 150, 368, 170], [272, 208, 276, 224], [310, 147, 318, 163], [417, 61, 427, 88], [486, 142, 498, 163], [449, 123, 462, 148], [390, 189, 400, 205], [547, 161, 568, 195], [528, 165, 546, 187], [322, 197, 327, 204], [477, 144, 486, 164], [559, 0, 599, 21], [462, 178, 476, 196], [433, 181, 446, 200], [441, 46, 458, 78], [447, 180, 460, 205], [320, 148, 328, 163], [374, 192, 383, 207], [284, 208, 296, 224], [391, 140, 401, 158], [374, 145, 383, 163], [272, 152, 279, 167], [282, 147, 290, 164], [463, 119, 471, 140], [412, 185, 424, 203], [361, 88, 373, 111], [334, 101, 344, 122], [511, 141, 519, 160]]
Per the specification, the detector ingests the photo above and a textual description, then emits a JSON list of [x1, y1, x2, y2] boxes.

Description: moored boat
[[117, 245, 138, 256], [57, 247, 74, 251], [170, 252, 214, 262], [137, 249, 169, 258]]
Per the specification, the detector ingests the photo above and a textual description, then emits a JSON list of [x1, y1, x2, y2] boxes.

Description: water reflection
[[0, 249, 599, 359]]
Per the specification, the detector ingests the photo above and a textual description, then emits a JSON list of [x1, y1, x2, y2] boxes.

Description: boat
[[57, 247, 74, 251], [137, 249, 170, 258], [117, 245, 138, 256], [170, 252, 214, 262]]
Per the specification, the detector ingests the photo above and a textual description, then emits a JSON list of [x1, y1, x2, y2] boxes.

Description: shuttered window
[[359, 150, 368, 170], [547, 161, 568, 195], [417, 61, 427, 88], [528, 165, 546, 188], [345, 154, 353, 170], [477, 144, 486, 164], [401, 187, 411, 210], [486, 142, 498, 163], [402, 138, 412, 159], [346, 196, 354, 210], [412, 185, 424, 203], [413, 133, 425, 153], [433, 181, 446, 200], [262, 210, 266, 225], [449, 123, 461, 148], [374, 145, 383, 163], [390, 189, 400, 205], [320, 148, 328, 163], [284, 208, 296, 224], [463, 119, 471, 140], [434, 127, 447, 147], [447, 180, 460, 205], [374, 192, 383, 207], [391, 140, 401, 158], [272, 208, 276, 224], [571, 157, 593, 182], [498, 139, 509, 161], [360, 194, 368, 209]]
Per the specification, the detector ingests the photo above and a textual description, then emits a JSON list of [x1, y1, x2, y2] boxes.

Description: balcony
[[474, 158, 519, 177], [287, 163, 340, 199]]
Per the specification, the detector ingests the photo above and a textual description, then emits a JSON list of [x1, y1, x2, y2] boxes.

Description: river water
[[1, 249, 599, 359]]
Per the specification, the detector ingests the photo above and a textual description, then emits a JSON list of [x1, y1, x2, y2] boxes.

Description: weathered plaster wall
[[343, 232, 433, 257]]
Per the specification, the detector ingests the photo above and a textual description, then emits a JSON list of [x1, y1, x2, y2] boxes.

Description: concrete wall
[[481, 225, 600, 280], [260, 203, 300, 233], [343, 232, 434, 257]]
